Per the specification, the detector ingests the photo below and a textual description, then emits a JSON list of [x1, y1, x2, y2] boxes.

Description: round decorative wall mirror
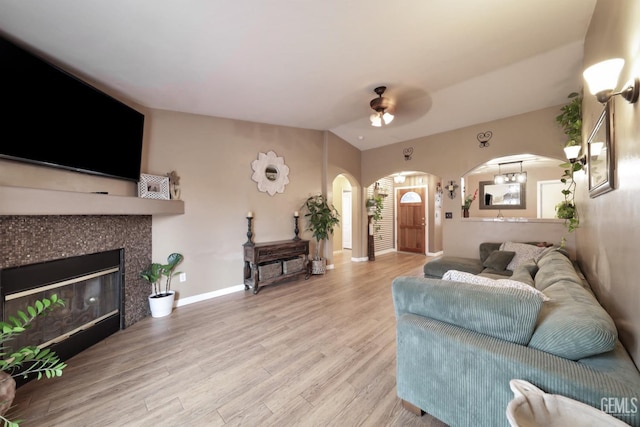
[[251, 151, 290, 196]]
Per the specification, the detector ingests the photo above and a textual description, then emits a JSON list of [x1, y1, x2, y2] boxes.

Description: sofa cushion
[[392, 276, 543, 345], [529, 280, 618, 360], [479, 242, 503, 264], [510, 260, 538, 288], [534, 250, 583, 291], [423, 256, 484, 278], [500, 242, 546, 271], [443, 270, 550, 302], [482, 250, 515, 272]]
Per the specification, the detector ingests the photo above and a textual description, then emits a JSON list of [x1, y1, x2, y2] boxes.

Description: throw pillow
[[482, 250, 516, 271], [442, 270, 550, 301], [500, 242, 546, 271]]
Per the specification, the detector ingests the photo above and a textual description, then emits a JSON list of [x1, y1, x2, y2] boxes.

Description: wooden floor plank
[[10, 251, 448, 426]]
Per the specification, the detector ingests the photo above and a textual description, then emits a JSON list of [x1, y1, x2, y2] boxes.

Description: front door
[[397, 187, 426, 253]]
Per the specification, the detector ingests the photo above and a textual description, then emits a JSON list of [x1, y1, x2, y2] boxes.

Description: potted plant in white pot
[[140, 253, 184, 318], [1, 295, 66, 427], [301, 194, 340, 274]]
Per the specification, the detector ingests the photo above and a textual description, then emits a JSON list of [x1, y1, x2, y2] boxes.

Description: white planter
[[148, 290, 175, 318]]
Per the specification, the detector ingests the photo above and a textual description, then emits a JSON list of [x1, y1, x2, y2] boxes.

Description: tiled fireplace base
[[0, 215, 152, 327]]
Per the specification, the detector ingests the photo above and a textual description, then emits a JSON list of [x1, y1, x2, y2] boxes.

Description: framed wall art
[[138, 173, 170, 200], [588, 102, 614, 198]]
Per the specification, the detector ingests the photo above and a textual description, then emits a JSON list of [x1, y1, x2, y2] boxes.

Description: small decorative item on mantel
[[166, 170, 181, 200], [462, 189, 478, 218]]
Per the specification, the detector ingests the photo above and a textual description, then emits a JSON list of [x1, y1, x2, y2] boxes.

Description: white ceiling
[[0, 1, 596, 151]]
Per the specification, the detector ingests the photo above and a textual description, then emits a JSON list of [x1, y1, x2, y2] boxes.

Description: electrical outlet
[[179, 272, 187, 282]]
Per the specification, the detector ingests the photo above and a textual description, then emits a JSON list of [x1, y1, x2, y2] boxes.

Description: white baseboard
[[326, 263, 335, 270], [427, 250, 444, 256], [352, 257, 369, 262], [175, 284, 245, 307]]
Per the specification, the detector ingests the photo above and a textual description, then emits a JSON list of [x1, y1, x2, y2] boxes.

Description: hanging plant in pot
[[555, 91, 583, 243], [140, 253, 184, 318], [301, 194, 340, 275]]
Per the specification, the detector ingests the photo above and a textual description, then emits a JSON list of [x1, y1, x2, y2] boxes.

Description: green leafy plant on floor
[[301, 194, 340, 260], [555, 91, 583, 239], [0, 295, 66, 427]]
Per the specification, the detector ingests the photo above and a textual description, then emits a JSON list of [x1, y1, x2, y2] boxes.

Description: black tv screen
[[0, 35, 144, 182]]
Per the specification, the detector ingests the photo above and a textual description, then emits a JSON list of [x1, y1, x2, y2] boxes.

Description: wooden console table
[[243, 239, 310, 294]]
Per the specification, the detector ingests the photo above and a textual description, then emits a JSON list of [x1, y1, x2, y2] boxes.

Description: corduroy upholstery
[[394, 249, 640, 427]]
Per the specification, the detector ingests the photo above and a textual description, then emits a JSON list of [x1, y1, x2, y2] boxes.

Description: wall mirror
[[479, 181, 526, 210], [251, 151, 290, 196], [588, 102, 614, 198]]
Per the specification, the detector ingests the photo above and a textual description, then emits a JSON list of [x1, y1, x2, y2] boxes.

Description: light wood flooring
[[11, 251, 448, 427]]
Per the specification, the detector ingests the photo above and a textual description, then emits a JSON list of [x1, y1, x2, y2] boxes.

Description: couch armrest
[[392, 276, 542, 345], [396, 314, 640, 427]]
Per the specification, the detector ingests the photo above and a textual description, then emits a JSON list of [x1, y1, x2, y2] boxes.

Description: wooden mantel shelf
[[0, 185, 184, 216]]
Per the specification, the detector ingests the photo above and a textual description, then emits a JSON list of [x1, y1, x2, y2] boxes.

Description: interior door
[[341, 190, 352, 249], [397, 187, 426, 253]]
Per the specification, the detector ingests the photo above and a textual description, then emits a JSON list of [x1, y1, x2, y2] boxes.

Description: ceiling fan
[[369, 86, 395, 127]]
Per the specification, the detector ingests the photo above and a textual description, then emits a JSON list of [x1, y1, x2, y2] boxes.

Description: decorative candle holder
[[244, 216, 254, 246], [293, 215, 300, 240]]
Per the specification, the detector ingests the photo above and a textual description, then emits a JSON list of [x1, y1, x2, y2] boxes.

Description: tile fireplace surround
[[0, 185, 185, 327]]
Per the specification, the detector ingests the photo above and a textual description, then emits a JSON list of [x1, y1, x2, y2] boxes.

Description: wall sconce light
[[446, 180, 458, 199], [493, 161, 527, 184], [583, 58, 639, 104], [563, 145, 587, 165]]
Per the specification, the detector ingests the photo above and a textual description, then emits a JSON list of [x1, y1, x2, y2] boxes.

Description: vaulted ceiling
[[0, 1, 597, 150]]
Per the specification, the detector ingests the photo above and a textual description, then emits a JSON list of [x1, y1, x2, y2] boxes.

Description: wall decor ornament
[[403, 147, 413, 161], [446, 180, 459, 199], [477, 131, 492, 148], [138, 174, 170, 200], [166, 170, 181, 200], [251, 150, 290, 196]]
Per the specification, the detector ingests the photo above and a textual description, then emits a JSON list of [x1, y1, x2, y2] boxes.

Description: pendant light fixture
[[494, 161, 527, 184], [369, 86, 395, 127]]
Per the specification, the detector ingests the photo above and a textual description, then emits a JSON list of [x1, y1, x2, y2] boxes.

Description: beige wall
[[327, 131, 364, 261], [580, 0, 640, 366], [146, 110, 326, 299], [361, 106, 573, 256]]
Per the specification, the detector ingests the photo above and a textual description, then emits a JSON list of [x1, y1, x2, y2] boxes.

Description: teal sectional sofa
[[393, 247, 640, 426]]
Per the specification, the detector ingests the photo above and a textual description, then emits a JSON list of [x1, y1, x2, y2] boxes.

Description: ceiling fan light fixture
[[369, 86, 395, 127], [370, 114, 382, 127]]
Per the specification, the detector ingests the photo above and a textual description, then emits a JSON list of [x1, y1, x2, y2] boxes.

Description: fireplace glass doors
[[0, 249, 124, 367]]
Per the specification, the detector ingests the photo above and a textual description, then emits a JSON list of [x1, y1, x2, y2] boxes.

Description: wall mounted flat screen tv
[[0, 34, 144, 182]]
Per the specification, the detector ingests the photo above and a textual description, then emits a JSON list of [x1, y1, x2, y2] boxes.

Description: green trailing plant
[[555, 91, 583, 148], [555, 91, 583, 236], [0, 295, 66, 427], [140, 253, 184, 297], [366, 195, 384, 238], [301, 194, 340, 260]]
